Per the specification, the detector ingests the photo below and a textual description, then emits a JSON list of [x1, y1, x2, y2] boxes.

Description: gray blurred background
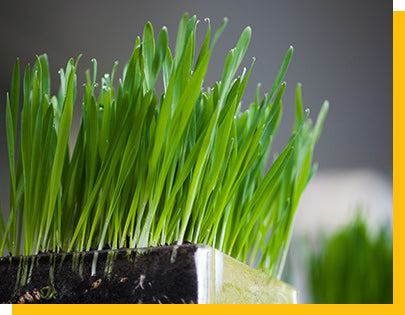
[[0, 0, 393, 302]]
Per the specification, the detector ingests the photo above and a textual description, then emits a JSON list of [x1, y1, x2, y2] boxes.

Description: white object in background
[[394, 0, 405, 11], [294, 168, 392, 237], [0, 305, 12, 315]]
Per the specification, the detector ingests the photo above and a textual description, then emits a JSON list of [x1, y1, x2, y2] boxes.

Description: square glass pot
[[0, 244, 297, 304]]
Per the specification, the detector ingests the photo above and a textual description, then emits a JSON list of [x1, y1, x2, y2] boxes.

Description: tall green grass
[[308, 215, 393, 303], [0, 14, 328, 278]]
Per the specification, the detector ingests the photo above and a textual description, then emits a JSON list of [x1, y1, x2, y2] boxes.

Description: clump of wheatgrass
[[308, 214, 393, 303], [0, 14, 328, 278]]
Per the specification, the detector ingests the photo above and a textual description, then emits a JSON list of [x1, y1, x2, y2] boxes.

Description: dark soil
[[0, 244, 198, 304]]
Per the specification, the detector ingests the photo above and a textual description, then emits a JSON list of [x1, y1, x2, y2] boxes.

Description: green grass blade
[[40, 57, 79, 250], [268, 46, 293, 101]]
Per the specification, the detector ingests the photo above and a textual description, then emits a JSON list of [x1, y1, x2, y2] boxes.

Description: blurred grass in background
[[308, 214, 392, 304]]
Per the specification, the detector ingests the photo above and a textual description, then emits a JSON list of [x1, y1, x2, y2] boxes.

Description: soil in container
[[0, 244, 198, 304]]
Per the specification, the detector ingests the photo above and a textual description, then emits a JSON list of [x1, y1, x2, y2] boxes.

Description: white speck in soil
[[24, 292, 34, 303], [139, 274, 146, 290], [32, 289, 40, 301], [91, 278, 102, 290]]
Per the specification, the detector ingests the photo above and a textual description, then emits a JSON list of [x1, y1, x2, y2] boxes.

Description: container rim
[[0, 243, 210, 261]]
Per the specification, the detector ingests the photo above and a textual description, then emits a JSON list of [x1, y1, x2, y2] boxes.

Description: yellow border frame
[[393, 9, 402, 311], [8, 9, 400, 315]]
